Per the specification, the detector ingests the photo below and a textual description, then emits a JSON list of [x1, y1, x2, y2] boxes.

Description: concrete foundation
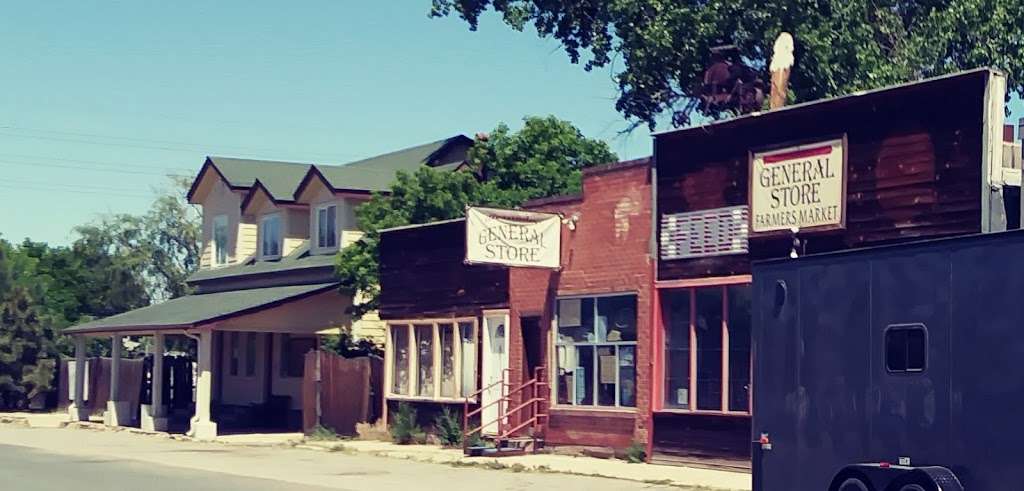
[[140, 404, 169, 432], [104, 401, 133, 427], [189, 419, 218, 441]]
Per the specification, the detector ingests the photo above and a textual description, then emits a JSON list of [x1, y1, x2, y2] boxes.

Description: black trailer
[[752, 230, 1024, 491]]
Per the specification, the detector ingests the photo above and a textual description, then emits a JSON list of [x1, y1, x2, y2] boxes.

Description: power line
[[0, 151, 196, 174], [0, 159, 192, 177], [3, 177, 159, 195], [0, 183, 154, 199], [0, 124, 364, 161]]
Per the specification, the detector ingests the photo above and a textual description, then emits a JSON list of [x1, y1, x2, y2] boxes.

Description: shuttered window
[[660, 206, 749, 260]]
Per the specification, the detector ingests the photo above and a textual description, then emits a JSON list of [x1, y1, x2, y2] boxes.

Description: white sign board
[[466, 207, 561, 269], [750, 138, 846, 233]]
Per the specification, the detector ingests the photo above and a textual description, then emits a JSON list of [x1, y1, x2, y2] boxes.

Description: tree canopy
[[337, 115, 616, 316], [431, 0, 1024, 128]]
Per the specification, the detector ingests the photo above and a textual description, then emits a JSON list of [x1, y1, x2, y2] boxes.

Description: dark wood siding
[[656, 70, 989, 281], [379, 220, 508, 319]]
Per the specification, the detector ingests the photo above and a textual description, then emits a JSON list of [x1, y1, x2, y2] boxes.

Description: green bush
[[307, 424, 340, 442], [433, 406, 463, 447], [625, 441, 647, 463], [389, 402, 424, 445]]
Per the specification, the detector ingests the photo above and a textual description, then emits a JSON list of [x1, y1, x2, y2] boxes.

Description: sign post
[[465, 206, 561, 269], [749, 137, 847, 234]]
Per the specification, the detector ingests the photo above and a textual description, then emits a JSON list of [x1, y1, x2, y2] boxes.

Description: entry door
[[481, 313, 509, 434]]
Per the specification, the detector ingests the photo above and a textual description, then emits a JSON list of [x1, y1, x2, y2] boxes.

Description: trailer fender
[[829, 465, 963, 491]]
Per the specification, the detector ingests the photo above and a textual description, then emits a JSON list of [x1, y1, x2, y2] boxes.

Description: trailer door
[[868, 250, 952, 466]]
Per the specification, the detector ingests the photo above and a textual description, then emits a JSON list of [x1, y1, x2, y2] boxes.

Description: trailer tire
[[837, 477, 872, 491], [897, 485, 928, 491]]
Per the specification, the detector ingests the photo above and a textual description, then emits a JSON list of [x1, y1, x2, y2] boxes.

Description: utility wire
[[0, 159, 192, 177]]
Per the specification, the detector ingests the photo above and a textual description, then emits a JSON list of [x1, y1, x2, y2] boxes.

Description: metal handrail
[[463, 366, 550, 454]]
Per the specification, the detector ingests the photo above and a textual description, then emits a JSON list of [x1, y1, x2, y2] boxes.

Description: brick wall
[[508, 158, 653, 449]]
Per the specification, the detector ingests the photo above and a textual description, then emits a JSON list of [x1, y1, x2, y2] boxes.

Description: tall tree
[[76, 176, 201, 303], [0, 239, 59, 409], [337, 116, 616, 316], [431, 0, 1024, 128]]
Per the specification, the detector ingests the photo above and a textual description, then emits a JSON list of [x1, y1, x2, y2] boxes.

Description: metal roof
[[63, 282, 339, 335]]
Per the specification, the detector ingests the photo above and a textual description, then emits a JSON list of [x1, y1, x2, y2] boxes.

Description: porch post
[[141, 332, 168, 431], [105, 334, 130, 426], [189, 329, 218, 440], [67, 335, 89, 422]]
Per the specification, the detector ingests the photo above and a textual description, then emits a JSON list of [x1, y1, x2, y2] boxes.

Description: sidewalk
[[298, 439, 750, 490], [0, 413, 751, 490]]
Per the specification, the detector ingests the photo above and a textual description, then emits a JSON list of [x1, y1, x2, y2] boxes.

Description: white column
[[68, 336, 89, 422], [189, 330, 217, 440], [105, 334, 130, 426], [141, 332, 168, 432]]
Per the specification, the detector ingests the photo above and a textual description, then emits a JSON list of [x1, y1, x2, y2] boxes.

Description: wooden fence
[[57, 357, 145, 419], [302, 350, 382, 435]]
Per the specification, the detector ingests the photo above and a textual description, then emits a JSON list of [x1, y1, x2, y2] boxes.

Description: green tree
[[0, 239, 59, 409], [431, 0, 1024, 128], [337, 116, 616, 316], [75, 176, 201, 303]]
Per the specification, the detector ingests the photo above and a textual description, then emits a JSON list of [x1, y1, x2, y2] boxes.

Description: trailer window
[[885, 325, 927, 373]]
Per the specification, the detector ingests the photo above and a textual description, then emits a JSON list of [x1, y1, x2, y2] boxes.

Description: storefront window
[[695, 288, 723, 410], [440, 323, 456, 398], [556, 294, 637, 408], [661, 283, 751, 414], [727, 285, 752, 411], [414, 324, 434, 397], [391, 325, 410, 395], [663, 290, 690, 409], [388, 320, 478, 400]]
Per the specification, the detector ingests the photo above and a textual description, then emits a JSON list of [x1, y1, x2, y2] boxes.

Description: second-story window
[[261, 214, 282, 259], [316, 204, 337, 249], [213, 215, 229, 266]]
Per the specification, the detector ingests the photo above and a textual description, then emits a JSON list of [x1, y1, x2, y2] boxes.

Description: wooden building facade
[[649, 68, 1015, 467]]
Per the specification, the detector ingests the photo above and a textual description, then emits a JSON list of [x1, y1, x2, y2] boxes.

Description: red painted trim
[[646, 268, 659, 462], [761, 144, 832, 164]]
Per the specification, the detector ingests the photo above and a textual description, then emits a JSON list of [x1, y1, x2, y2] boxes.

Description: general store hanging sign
[[465, 206, 561, 269], [749, 137, 847, 234]]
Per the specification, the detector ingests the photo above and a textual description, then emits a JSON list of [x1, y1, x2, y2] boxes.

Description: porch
[[62, 282, 347, 439]]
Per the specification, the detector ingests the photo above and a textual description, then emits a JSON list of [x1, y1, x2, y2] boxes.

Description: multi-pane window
[[213, 215, 229, 266], [229, 331, 240, 376], [661, 284, 751, 413], [388, 321, 478, 400], [245, 333, 257, 377], [316, 204, 337, 250], [556, 294, 637, 408], [260, 214, 282, 258]]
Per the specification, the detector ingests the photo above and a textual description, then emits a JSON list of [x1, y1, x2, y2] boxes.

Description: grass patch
[[306, 424, 342, 442]]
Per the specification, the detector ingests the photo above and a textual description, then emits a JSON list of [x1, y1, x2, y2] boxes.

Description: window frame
[[385, 318, 479, 403], [884, 323, 928, 374], [259, 213, 283, 260], [656, 279, 753, 417], [553, 292, 639, 411], [314, 203, 338, 253], [212, 214, 230, 266]]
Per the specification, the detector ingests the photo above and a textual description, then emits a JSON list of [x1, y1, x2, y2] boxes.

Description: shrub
[[433, 407, 463, 447], [389, 402, 424, 445], [307, 424, 341, 441], [624, 441, 647, 463], [355, 420, 390, 441]]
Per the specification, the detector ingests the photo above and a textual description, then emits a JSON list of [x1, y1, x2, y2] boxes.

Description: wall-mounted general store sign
[[465, 206, 561, 269], [749, 137, 847, 234]]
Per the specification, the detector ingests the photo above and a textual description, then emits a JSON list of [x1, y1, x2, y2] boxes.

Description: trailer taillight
[[759, 433, 772, 450], [879, 462, 891, 469]]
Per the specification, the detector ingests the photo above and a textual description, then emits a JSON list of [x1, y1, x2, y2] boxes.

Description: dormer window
[[316, 204, 337, 251], [260, 213, 282, 259], [212, 215, 229, 266]]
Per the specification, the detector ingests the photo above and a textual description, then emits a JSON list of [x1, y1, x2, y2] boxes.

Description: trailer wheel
[[897, 485, 928, 491], [837, 477, 872, 491]]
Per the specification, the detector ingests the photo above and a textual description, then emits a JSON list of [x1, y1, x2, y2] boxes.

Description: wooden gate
[[303, 350, 382, 435]]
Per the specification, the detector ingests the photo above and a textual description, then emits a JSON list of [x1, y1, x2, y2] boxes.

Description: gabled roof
[[295, 135, 473, 197], [187, 156, 311, 203]]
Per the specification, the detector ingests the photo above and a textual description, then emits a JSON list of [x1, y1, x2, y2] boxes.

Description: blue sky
[[1, 2, 1021, 246]]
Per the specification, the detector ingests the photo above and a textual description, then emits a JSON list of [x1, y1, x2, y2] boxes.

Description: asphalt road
[[0, 427, 682, 491], [0, 443, 333, 491]]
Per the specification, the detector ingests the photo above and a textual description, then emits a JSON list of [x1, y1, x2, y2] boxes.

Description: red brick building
[[508, 158, 653, 449]]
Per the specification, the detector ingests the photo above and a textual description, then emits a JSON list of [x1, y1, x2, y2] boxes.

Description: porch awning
[[64, 282, 340, 336]]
